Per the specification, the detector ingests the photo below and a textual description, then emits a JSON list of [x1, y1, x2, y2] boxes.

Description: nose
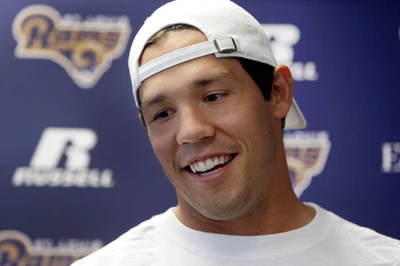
[[176, 106, 215, 145]]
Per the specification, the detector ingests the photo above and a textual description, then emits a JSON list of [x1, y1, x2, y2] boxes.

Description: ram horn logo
[[284, 131, 331, 197], [0, 230, 101, 265], [12, 5, 131, 88]]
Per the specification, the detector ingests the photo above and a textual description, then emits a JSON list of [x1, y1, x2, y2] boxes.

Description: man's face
[[139, 29, 281, 221]]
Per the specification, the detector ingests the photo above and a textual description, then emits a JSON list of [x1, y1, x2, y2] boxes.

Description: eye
[[153, 109, 173, 122], [204, 92, 227, 103]]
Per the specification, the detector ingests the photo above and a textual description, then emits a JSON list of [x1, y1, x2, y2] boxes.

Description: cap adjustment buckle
[[214, 37, 237, 53]]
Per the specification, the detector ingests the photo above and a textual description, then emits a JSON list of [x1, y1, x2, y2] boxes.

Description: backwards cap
[[128, 0, 307, 130]]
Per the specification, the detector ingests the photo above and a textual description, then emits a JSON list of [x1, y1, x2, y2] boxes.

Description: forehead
[[138, 29, 242, 104], [139, 55, 242, 107]]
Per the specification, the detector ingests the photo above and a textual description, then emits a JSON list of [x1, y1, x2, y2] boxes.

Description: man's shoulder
[[71, 211, 168, 266], [339, 217, 400, 255], [321, 208, 400, 262]]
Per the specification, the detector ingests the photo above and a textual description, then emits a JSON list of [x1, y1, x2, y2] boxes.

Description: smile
[[187, 154, 235, 176]]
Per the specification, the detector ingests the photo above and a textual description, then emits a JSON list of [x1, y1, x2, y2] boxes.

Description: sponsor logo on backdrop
[[12, 5, 131, 88], [284, 131, 331, 197], [12, 127, 115, 188], [262, 24, 318, 81], [382, 142, 400, 173], [0, 230, 102, 265]]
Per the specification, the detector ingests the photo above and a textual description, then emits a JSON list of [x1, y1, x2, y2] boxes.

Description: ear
[[271, 65, 293, 120], [138, 112, 147, 129]]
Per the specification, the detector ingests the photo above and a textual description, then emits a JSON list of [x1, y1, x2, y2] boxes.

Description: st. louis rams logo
[[284, 131, 331, 197], [0, 230, 101, 265], [12, 5, 131, 88]]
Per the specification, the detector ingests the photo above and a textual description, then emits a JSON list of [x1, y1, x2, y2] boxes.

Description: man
[[72, 0, 400, 265]]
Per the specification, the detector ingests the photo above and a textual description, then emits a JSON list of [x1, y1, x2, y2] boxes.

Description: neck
[[174, 184, 315, 236]]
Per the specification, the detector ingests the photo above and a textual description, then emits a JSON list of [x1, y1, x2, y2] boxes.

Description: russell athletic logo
[[12, 127, 115, 188], [284, 131, 331, 197], [12, 5, 131, 88], [263, 24, 319, 81], [0, 230, 102, 265]]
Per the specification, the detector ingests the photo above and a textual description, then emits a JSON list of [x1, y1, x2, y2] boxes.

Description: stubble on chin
[[182, 180, 263, 221]]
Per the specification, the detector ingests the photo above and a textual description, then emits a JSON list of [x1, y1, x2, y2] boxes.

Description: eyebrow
[[140, 72, 236, 110], [189, 72, 236, 88], [140, 94, 168, 111]]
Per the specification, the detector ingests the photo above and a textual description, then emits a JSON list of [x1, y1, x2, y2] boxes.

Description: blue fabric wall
[[0, 0, 399, 263]]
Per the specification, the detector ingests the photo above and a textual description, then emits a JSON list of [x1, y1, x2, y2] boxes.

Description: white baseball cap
[[128, 0, 307, 130]]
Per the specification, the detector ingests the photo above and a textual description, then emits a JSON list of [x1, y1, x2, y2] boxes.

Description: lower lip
[[187, 156, 235, 184]]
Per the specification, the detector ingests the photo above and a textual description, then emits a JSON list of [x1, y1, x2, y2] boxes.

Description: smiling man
[[72, 0, 400, 265], [137, 28, 314, 235]]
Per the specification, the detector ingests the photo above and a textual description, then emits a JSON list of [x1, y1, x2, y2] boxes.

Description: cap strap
[[139, 37, 237, 82]]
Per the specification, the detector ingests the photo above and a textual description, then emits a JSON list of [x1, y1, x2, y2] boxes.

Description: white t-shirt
[[72, 203, 400, 266]]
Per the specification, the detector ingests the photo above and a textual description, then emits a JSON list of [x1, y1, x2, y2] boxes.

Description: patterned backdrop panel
[[0, 1, 399, 264]]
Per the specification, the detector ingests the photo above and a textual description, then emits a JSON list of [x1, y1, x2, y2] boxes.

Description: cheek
[[149, 132, 176, 168], [223, 100, 274, 162], [149, 133, 184, 189], [216, 100, 266, 137]]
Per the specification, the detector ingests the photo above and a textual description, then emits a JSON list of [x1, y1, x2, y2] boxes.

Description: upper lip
[[181, 152, 235, 169]]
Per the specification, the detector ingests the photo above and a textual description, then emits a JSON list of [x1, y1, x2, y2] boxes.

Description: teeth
[[199, 167, 223, 176], [213, 157, 219, 165], [188, 155, 233, 173], [206, 158, 213, 169], [199, 162, 207, 172]]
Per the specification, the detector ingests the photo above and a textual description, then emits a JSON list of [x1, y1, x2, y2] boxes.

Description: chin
[[194, 196, 253, 221]]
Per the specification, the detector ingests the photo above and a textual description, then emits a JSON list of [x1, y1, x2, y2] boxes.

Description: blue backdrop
[[0, 0, 399, 264]]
